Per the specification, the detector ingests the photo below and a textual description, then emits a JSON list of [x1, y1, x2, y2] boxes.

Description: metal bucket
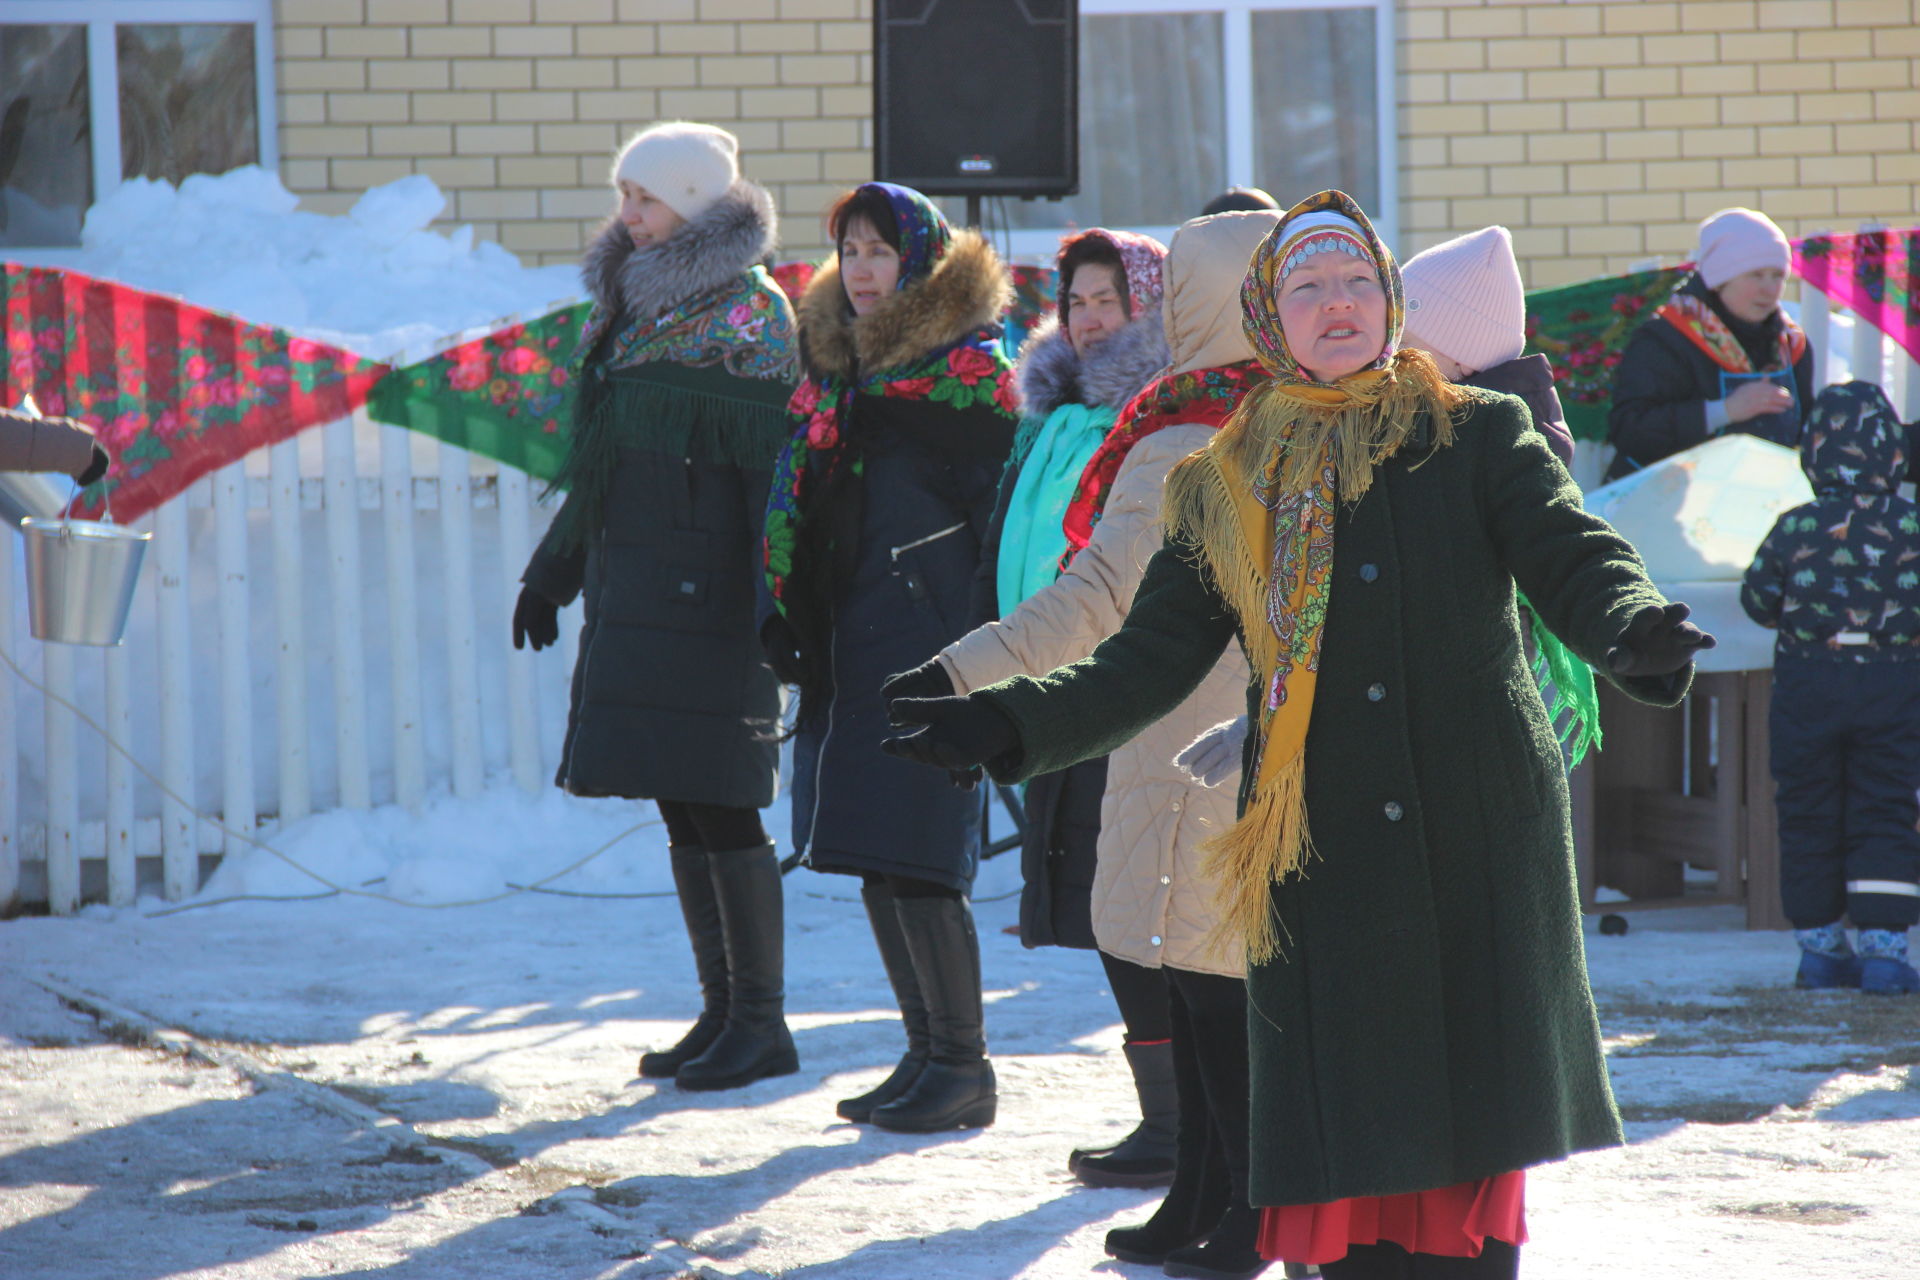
[[0, 469, 73, 526], [19, 517, 152, 646]]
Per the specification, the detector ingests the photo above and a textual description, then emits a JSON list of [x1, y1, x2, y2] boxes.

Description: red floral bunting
[[1, 263, 386, 523]]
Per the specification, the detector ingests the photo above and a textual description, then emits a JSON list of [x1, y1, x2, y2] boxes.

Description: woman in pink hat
[[1604, 207, 1813, 480]]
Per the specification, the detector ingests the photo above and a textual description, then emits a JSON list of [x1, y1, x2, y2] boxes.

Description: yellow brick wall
[[275, 1, 1919, 283], [273, 0, 870, 264], [1399, 0, 1920, 287]]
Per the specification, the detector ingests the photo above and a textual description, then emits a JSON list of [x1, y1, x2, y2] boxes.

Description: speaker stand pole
[[965, 194, 983, 230]]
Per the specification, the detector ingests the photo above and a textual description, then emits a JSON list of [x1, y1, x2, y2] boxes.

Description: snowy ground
[[1, 785, 1916, 1279]]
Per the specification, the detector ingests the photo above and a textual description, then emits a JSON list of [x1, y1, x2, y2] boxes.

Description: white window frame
[[2, 0, 278, 215], [1000, 0, 1395, 260]]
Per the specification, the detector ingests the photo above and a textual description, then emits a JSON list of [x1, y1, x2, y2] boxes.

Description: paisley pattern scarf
[[762, 184, 1017, 646], [1060, 359, 1269, 562], [1655, 279, 1808, 375], [1162, 190, 1465, 963]]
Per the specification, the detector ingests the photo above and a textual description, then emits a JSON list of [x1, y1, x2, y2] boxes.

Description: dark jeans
[[1101, 949, 1175, 1044], [657, 800, 767, 853], [1167, 967, 1251, 1203], [1771, 657, 1920, 929]]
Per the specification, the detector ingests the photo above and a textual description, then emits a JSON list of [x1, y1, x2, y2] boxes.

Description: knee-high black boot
[[676, 842, 799, 1091], [838, 879, 930, 1121], [870, 895, 997, 1132], [1106, 992, 1230, 1264], [1164, 973, 1265, 1279], [638, 845, 729, 1078]]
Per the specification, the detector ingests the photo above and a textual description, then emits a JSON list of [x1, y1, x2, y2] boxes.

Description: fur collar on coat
[[580, 178, 778, 322], [797, 229, 1012, 379], [1014, 305, 1170, 419]]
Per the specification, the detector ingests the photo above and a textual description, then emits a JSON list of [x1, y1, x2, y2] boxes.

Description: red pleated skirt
[[1256, 1170, 1528, 1266]]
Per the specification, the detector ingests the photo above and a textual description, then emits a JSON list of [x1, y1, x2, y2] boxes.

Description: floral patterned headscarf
[[1240, 190, 1404, 387], [846, 182, 953, 295]]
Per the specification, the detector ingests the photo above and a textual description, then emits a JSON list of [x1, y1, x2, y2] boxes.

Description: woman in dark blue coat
[[762, 183, 1017, 1132]]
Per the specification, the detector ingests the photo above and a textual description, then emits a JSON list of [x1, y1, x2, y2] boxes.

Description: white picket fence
[[6, 244, 1920, 913], [0, 409, 578, 913]]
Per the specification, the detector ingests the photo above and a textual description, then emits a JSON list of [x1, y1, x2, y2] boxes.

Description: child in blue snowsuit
[[1741, 380, 1920, 995]]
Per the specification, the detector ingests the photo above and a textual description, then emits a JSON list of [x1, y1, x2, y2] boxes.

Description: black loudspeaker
[[873, 0, 1078, 199]]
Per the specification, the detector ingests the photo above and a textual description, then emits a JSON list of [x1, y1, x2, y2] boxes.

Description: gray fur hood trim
[[579, 179, 777, 322], [1014, 303, 1169, 419]]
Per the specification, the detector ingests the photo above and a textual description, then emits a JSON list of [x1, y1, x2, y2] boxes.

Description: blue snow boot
[[1857, 929, 1919, 996], [1793, 923, 1861, 989]]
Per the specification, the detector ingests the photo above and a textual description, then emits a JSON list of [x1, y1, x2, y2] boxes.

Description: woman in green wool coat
[[884, 192, 1714, 1280]]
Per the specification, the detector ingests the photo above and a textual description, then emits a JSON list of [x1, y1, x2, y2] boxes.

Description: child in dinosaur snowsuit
[[1741, 380, 1920, 995]]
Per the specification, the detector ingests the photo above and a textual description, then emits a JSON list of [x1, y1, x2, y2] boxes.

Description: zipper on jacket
[[889, 521, 968, 563], [802, 622, 840, 863], [563, 529, 611, 792]]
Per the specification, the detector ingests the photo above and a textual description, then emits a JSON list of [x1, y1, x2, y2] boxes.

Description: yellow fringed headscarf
[[1163, 191, 1466, 964]]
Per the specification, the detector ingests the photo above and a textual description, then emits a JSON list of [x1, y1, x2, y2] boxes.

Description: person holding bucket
[[513, 121, 803, 1092], [0, 405, 110, 487]]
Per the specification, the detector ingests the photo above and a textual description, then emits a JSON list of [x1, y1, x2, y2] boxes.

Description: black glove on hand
[[882, 695, 1020, 789], [512, 587, 559, 652], [760, 614, 807, 687], [881, 658, 954, 714], [1606, 602, 1715, 678], [74, 442, 110, 489]]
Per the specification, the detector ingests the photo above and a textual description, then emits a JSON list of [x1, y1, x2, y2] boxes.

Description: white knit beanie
[[610, 121, 739, 221], [1694, 207, 1791, 289], [1400, 225, 1526, 374]]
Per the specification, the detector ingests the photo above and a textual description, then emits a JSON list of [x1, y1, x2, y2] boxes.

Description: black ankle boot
[[1163, 1202, 1268, 1279], [838, 881, 929, 1122], [639, 845, 729, 1078], [676, 843, 799, 1091], [1105, 1028, 1227, 1265], [1103, 1151, 1228, 1264], [870, 895, 997, 1132], [1073, 1038, 1177, 1187]]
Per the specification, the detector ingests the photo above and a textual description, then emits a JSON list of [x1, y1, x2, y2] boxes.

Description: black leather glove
[[512, 586, 559, 652], [74, 442, 110, 489], [760, 614, 807, 687], [882, 695, 1020, 789], [1606, 602, 1715, 678], [881, 658, 954, 712]]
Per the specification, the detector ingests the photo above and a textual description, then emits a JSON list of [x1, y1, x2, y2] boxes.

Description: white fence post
[[104, 642, 135, 906], [497, 468, 543, 793], [439, 443, 484, 798], [1800, 284, 1830, 392], [154, 498, 197, 901], [269, 438, 310, 824], [381, 424, 426, 809], [41, 641, 79, 915], [215, 461, 255, 853], [325, 413, 371, 809], [0, 540, 17, 911]]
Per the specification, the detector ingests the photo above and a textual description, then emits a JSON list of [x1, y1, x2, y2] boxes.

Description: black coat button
[[1359, 563, 1379, 583], [1367, 682, 1386, 702], [1384, 801, 1404, 821]]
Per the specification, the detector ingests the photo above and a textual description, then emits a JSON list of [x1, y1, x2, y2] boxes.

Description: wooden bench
[[1569, 669, 1787, 930]]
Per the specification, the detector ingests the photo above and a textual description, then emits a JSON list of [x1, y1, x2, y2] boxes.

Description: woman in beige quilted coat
[[884, 209, 1281, 1279]]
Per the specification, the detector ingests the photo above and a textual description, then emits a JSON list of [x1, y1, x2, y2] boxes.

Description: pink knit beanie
[[1694, 208, 1791, 289], [1399, 225, 1526, 374]]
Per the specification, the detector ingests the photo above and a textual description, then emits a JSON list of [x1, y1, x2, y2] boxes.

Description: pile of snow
[[27, 166, 584, 362]]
